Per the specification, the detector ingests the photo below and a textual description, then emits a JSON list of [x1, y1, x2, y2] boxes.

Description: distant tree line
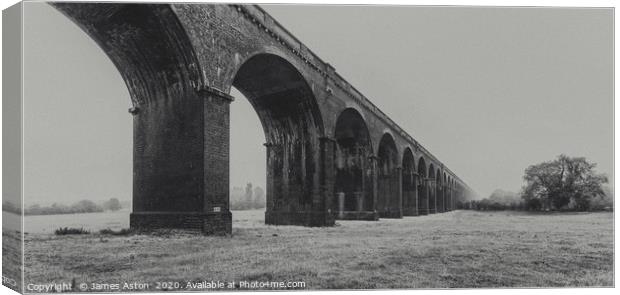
[[230, 183, 265, 210], [2, 201, 21, 214], [4, 183, 268, 214], [463, 155, 612, 212], [2, 198, 124, 215], [460, 189, 525, 211]]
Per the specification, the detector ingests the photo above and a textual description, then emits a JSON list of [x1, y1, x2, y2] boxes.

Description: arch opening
[[428, 163, 436, 214], [24, 3, 134, 232], [232, 53, 325, 225], [53, 4, 333, 232], [449, 178, 453, 211], [402, 148, 417, 216], [442, 173, 448, 212], [53, 3, 212, 224], [377, 134, 401, 218], [229, 87, 267, 216], [417, 157, 428, 215], [332, 109, 375, 220], [436, 169, 443, 213], [449, 178, 454, 211]]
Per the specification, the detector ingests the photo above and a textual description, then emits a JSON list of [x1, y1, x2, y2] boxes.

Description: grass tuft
[[99, 228, 133, 236], [54, 227, 89, 235]]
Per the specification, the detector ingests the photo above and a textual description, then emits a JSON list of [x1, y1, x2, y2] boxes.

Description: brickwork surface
[[52, 3, 474, 235]]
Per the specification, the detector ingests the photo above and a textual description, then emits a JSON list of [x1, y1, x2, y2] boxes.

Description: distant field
[[19, 210, 613, 290], [11, 209, 261, 234], [24, 209, 130, 234]]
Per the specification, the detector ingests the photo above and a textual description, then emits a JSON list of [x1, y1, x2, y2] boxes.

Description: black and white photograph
[[1, 0, 615, 293]]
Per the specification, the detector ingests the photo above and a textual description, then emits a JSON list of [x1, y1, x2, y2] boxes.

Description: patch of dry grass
[[2, 229, 23, 292], [22, 210, 613, 290]]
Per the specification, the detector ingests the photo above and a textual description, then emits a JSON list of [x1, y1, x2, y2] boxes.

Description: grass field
[[2, 228, 22, 292], [19, 210, 613, 290]]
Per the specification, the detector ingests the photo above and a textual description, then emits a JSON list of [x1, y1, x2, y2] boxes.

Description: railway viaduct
[[53, 3, 476, 235]]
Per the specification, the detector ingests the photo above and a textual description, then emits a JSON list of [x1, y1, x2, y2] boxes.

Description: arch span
[[53, 3, 336, 233], [436, 169, 444, 213], [448, 178, 453, 211], [49, 2, 474, 234], [52, 3, 230, 232], [377, 133, 401, 218], [332, 108, 378, 220], [428, 163, 436, 214], [417, 157, 428, 215], [233, 53, 326, 225], [402, 148, 417, 216], [442, 173, 448, 212]]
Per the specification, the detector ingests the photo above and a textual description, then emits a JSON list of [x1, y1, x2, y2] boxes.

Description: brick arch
[[442, 172, 448, 212], [332, 108, 376, 220], [374, 129, 397, 155], [233, 53, 325, 224], [51, 3, 214, 221], [50, 2, 474, 234], [52, 3, 202, 107], [417, 157, 428, 215], [377, 133, 401, 218], [401, 147, 417, 216], [435, 168, 444, 213], [428, 163, 437, 214], [233, 53, 325, 143], [449, 176, 454, 210]]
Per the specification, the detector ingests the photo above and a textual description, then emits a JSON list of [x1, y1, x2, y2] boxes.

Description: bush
[[589, 194, 613, 211], [55, 227, 90, 235], [230, 184, 266, 210], [24, 200, 104, 215], [102, 198, 122, 211], [71, 200, 103, 214], [2, 201, 21, 214], [468, 197, 525, 211], [99, 228, 133, 236]]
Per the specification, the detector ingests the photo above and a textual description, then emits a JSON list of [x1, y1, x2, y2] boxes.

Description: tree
[[488, 189, 519, 205], [245, 183, 253, 204], [253, 186, 265, 209], [589, 185, 613, 211], [2, 201, 21, 214], [521, 155, 607, 211], [102, 198, 122, 211], [71, 200, 103, 213]]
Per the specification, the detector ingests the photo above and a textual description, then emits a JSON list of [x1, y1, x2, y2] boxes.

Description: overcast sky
[[23, 3, 612, 205]]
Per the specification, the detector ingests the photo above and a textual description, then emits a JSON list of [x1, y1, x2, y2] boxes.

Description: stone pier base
[[379, 210, 403, 219], [265, 210, 335, 227], [130, 211, 232, 235], [336, 211, 379, 221], [403, 207, 418, 216]]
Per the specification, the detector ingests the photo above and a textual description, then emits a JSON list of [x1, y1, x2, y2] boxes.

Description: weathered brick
[[51, 3, 474, 235]]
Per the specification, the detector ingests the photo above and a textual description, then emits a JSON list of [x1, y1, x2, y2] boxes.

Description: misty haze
[[2, 2, 613, 291]]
